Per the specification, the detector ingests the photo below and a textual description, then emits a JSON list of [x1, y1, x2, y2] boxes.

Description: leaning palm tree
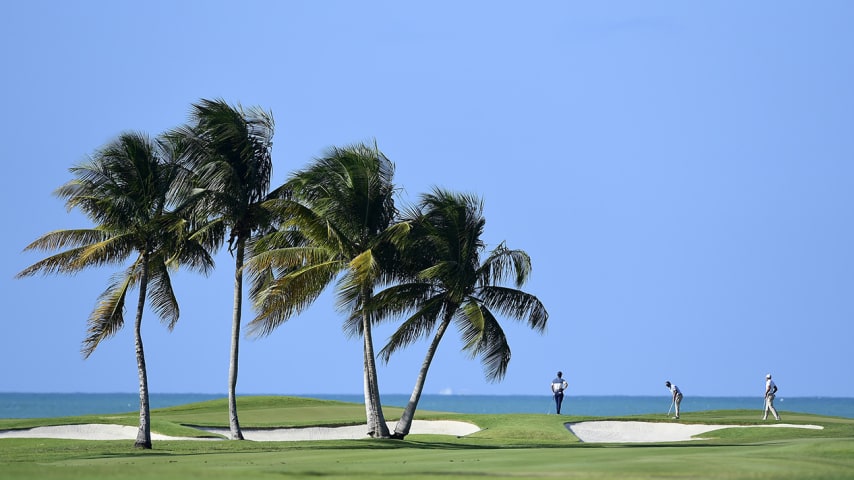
[[247, 142, 407, 438], [373, 188, 549, 439], [16, 132, 214, 449], [171, 98, 275, 440]]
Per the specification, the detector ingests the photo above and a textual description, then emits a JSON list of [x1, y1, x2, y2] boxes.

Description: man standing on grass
[[764, 373, 781, 420], [665, 381, 682, 419], [551, 371, 568, 414]]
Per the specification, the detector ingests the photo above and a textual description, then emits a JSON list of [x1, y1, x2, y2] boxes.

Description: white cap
[[766, 373, 771, 379]]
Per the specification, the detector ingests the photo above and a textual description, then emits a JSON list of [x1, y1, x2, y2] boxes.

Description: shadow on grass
[[250, 438, 757, 452]]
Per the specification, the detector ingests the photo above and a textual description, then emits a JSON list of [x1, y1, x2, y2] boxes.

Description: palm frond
[[247, 260, 339, 337], [187, 216, 227, 254], [17, 246, 92, 278], [249, 228, 310, 261], [20, 229, 110, 253], [473, 308, 512, 382], [377, 297, 444, 362], [275, 198, 358, 256], [479, 286, 549, 333], [171, 236, 216, 275], [147, 261, 180, 329], [73, 234, 137, 270], [81, 267, 137, 358], [374, 220, 411, 249], [366, 282, 436, 324], [340, 249, 378, 301], [336, 270, 365, 327], [16, 232, 134, 278], [452, 303, 512, 381], [475, 243, 531, 288], [456, 299, 485, 346]]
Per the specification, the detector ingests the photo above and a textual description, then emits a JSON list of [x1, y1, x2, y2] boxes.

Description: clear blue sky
[[2, 1, 852, 398]]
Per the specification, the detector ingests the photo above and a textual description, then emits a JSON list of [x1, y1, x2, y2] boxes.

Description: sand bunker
[[567, 420, 823, 443], [199, 420, 479, 441], [0, 420, 823, 444], [0, 424, 204, 441], [0, 420, 480, 442]]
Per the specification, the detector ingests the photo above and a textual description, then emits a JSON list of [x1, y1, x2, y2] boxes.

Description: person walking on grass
[[551, 371, 568, 414], [665, 381, 683, 419], [764, 373, 781, 420]]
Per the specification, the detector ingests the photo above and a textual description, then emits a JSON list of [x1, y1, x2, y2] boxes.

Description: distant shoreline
[[4, 392, 854, 398]]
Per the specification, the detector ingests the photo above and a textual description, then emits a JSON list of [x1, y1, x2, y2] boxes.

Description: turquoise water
[[1, 392, 852, 419]]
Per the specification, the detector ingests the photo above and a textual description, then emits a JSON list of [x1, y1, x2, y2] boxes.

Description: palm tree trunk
[[134, 256, 152, 449], [361, 289, 389, 438], [228, 238, 245, 440], [392, 315, 452, 439]]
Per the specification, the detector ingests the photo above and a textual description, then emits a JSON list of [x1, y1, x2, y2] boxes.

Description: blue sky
[[2, 1, 852, 398]]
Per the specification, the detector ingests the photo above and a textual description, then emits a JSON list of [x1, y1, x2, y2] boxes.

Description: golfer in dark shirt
[[551, 371, 568, 414]]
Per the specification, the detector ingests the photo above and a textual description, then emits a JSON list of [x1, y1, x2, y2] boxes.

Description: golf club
[[666, 400, 674, 417]]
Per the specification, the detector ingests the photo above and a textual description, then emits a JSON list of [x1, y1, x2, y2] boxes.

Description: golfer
[[763, 373, 781, 420], [665, 381, 683, 419], [551, 371, 568, 414]]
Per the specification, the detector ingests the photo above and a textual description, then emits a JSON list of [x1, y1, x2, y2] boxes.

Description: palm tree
[[171, 98, 275, 440], [373, 188, 549, 439], [247, 142, 407, 438], [16, 132, 214, 449]]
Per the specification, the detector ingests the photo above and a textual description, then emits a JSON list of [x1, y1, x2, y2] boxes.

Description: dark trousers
[[554, 391, 564, 414]]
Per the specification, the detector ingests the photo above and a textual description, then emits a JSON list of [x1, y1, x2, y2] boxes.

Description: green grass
[[1, 396, 853, 479]]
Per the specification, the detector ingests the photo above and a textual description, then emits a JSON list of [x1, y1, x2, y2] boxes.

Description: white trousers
[[764, 393, 780, 420]]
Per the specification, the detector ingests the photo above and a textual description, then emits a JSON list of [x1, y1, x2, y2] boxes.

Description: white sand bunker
[[200, 420, 480, 441], [0, 424, 203, 441], [0, 420, 480, 442], [567, 421, 823, 443]]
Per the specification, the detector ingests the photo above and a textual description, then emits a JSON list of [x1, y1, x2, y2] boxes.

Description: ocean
[[2, 393, 853, 419]]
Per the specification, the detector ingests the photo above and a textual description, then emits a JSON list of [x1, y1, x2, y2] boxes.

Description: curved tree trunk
[[361, 288, 389, 438], [134, 256, 152, 449], [392, 315, 452, 439], [228, 239, 245, 440]]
